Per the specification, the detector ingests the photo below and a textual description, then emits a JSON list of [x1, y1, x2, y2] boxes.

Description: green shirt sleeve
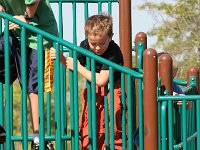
[[25, 0, 37, 5]]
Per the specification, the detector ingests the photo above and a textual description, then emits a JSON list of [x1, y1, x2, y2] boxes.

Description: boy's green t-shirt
[[0, 0, 58, 50]]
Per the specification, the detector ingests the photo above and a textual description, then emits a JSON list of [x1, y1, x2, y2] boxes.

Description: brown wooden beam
[[119, 0, 132, 68]]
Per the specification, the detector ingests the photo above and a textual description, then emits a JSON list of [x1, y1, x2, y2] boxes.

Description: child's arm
[[66, 57, 109, 87], [50, 47, 66, 66]]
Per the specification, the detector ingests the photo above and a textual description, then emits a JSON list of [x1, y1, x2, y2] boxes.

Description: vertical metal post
[[135, 32, 147, 66], [159, 53, 173, 150], [119, 2, 132, 149], [159, 54, 173, 94], [143, 48, 158, 150], [187, 66, 199, 149], [119, 0, 132, 68], [135, 32, 147, 127], [4, 19, 11, 150]]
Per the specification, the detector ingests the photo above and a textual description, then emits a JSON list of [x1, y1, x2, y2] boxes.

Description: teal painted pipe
[[38, 34, 45, 150], [46, 92, 52, 137], [174, 132, 197, 149], [98, 2, 102, 13], [109, 67, 114, 150], [91, 58, 97, 149], [173, 79, 187, 86], [4, 19, 11, 150], [196, 100, 200, 149], [108, 2, 112, 13], [104, 85, 109, 149], [121, 73, 126, 150], [21, 27, 28, 150], [168, 100, 173, 149], [0, 83, 3, 148], [72, 2, 77, 45], [182, 100, 187, 150], [127, 75, 133, 150], [55, 43, 62, 150], [138, 42, 144, 150], [161, 102, 168, 150], [69, 49, 75, 149], [10, 86, 14, 150], [50, 0, 119, 3], [86, 57, 92, 150], [73, 50, 79, 150], [158, 95, 200, 101]]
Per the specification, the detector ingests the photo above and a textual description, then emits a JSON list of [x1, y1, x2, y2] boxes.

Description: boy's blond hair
[[84, 14, 113, 37]]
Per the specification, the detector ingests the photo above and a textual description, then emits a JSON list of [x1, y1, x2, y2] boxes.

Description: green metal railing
[[1, 1, 200, 150], [158, 77, 200, 150], [0, 1, 143, 149]]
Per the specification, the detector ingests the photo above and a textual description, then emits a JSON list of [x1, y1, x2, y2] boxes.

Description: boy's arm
[[66, 57, 109, 87], [78, 64, 109, 87]]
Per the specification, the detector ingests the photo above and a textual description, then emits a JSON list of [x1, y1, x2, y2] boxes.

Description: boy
[[0, 0, 58, 149], [50, 14, 123, 150]]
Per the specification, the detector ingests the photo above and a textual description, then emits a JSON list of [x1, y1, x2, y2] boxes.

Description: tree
[[139, 0, 200, 79]]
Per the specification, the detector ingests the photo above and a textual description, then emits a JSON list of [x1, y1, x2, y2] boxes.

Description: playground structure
[[0, 0, 200, 150]]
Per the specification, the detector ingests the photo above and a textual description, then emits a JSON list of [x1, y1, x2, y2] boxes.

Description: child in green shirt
[[0, 0, 58, 149]]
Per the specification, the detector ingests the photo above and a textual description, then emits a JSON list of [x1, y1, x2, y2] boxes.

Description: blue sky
[[132, 0, 157, 48], [51, 0, 173, 50]]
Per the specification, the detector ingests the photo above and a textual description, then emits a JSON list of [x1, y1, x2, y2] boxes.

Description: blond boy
[[51, 14, 123, 150]]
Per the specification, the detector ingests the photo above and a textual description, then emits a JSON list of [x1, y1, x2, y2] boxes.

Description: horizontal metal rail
[[50, 0, 118, 3], [0, 12, 143, 79]]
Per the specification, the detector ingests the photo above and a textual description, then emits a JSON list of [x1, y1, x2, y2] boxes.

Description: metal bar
[[38, 34, 45, 150], [4, 19, 11, 150], [91, 58, 97, 150], [21, 27, 28, 150], [109, 67, 114, 150], [73, 50, 79, 150]]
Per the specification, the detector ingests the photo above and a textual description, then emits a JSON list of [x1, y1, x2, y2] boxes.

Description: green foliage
[[139, 0, 200, 79]]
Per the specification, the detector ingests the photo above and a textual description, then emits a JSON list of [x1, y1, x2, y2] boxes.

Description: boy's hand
[[66, 57, 74, 70], [66, 57, 80, 71], [9, 15, 28, 30], [50, 47, 56, 60], [177, 100, 192, 110]]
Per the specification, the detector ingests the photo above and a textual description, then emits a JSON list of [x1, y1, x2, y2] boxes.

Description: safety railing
[[0, 8, 143, 150], [158, 63, 200, 150]]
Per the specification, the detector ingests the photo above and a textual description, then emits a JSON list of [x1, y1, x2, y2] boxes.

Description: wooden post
[[135, 32, 147, 127], [143, 48, 158, 150], [119, 0, 132, 68]]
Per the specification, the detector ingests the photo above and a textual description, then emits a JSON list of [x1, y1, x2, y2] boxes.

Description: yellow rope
[[44, 49, 54, 92]]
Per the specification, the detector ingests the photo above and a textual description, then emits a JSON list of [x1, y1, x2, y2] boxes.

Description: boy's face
[[87, 33, 112, 55]]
